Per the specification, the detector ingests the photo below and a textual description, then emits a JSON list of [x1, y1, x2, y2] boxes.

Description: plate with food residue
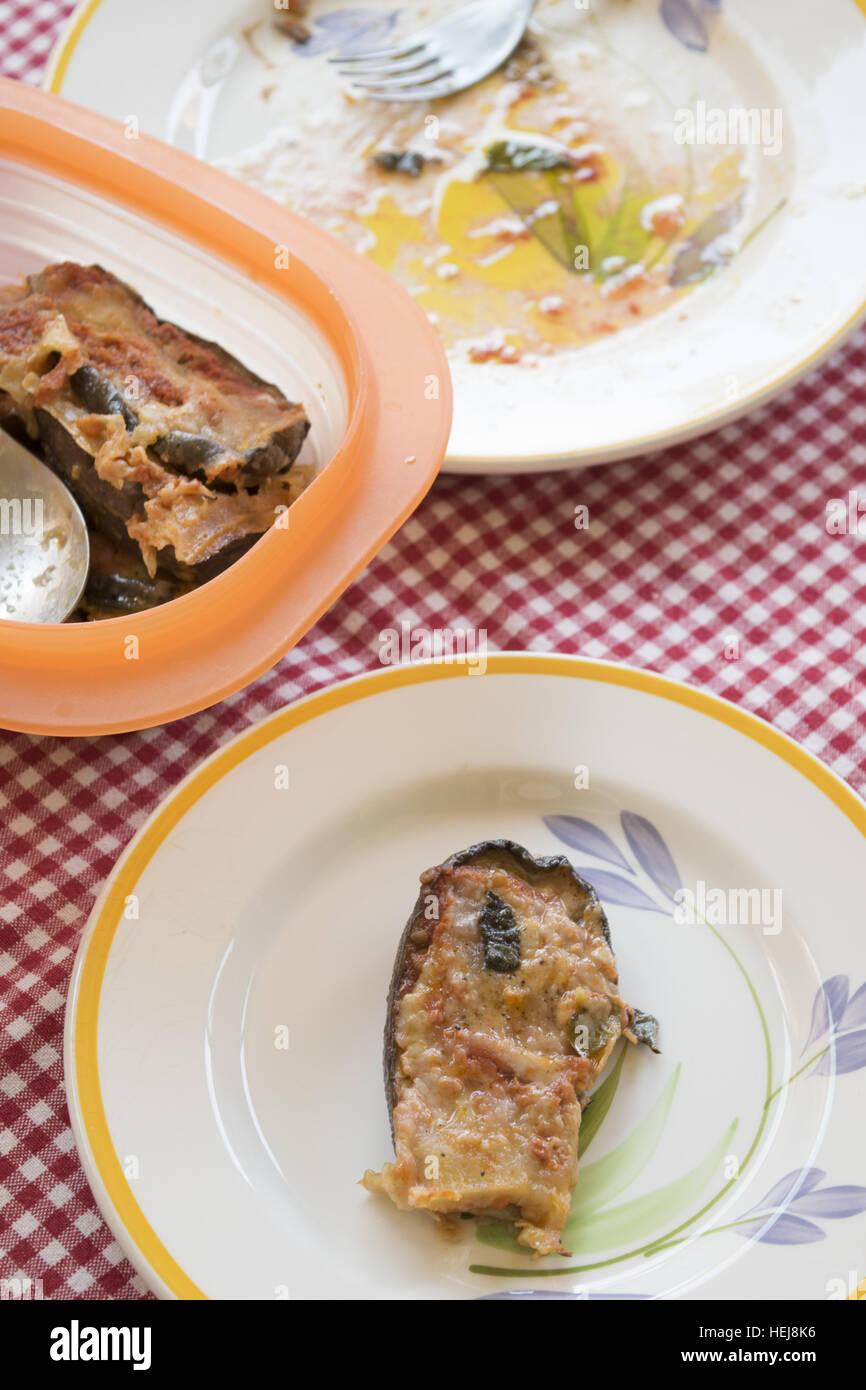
[[65, 655, 866, 1298], [48, 0, 866, 471]]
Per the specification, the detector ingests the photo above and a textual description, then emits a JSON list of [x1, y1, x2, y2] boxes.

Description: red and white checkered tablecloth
[[1, 1, 865, 1302]]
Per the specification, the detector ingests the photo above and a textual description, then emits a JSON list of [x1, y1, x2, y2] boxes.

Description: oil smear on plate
[[212, 0, 756, 369]]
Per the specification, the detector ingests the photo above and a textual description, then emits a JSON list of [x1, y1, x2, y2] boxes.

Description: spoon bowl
[[0, 429, 90, 624]]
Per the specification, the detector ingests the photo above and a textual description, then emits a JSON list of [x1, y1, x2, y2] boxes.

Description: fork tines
[[329, 37, 453, 97]]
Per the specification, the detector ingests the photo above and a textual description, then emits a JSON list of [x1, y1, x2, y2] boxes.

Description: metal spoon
[[0, 429, 89, 623]]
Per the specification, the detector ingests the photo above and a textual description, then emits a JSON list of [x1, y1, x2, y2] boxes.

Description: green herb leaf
[[372, 150, 428, 178], [631, 1009, 661, 1053], [478, 891, 521, 973], [567, 1009, 616, 1058], [485, 140, 574, 173]]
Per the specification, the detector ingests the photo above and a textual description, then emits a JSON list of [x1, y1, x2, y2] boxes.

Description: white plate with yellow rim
[[47, 0, 866, 473], [65, 654, 866, 1299]]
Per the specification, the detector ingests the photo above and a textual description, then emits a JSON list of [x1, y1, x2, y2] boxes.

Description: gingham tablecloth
[[1, 1, 866, 1302]]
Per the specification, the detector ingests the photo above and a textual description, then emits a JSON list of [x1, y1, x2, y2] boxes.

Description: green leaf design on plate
[[578, 1043, 626, 1158], [472, 813, 771, 1277], [477, 1057, 738, 1262], [481, 144, 664, 281], [571, 1062, 681, 1214], [594, 183, 654, 271], [561, 1116, 738, 1255], [477, 1059, 680, 1253], [669, 194, 743, 286], [484, 167, 582, 272]]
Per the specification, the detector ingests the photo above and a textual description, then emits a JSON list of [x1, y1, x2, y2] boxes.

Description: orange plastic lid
[[0, 79, 452, 735]]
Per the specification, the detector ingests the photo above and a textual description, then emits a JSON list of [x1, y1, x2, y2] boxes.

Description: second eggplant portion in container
[[0, 261, 313, 617]]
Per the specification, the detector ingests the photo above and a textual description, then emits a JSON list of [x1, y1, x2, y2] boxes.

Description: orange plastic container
[[0, 80, 452, 735]]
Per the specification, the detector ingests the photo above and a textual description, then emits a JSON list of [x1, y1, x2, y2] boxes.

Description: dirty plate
[[48, 0, 866, 471], [65, 654, 866, 1298]]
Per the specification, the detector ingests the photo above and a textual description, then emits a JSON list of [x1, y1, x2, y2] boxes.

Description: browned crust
[[0, 263, 312, 577], [383, 839, 613, 1138]]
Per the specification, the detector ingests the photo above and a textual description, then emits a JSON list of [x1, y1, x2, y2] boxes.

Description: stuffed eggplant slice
[[362, 841, 658, 1257], [0, 262, 312, 615]]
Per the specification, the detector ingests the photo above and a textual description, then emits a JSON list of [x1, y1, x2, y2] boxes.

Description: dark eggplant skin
[[81, 570, 187, 617], [383, 840, 658, 1140], [69, 338, 310, 486], [152, 418, 310, 484], [0, 397, 31, 448], [6, 264, 309, 493], [34, 407, 140, 550], [31, 409, 260, 581], [88, 272, 310, 485], [146, 316, 311, 484], [1, 261, 312, 598], [71, 364, 139, 430], [74, 523, 194, 619]]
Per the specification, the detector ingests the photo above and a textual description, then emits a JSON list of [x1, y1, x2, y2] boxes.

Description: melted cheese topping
[[364, 863, 631, 1257], [0, 263, 311, 574], [0, 263, 304, 476]]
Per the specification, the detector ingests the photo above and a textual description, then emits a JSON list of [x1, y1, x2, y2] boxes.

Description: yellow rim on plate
[[43, 0, 866, 93], [43, 0, 866, 467], [68, 654, 866, 1299]]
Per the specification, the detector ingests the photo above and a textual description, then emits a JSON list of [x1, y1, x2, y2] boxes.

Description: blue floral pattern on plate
[[804, 975, 866, 1075], [544, 808, 866, 1252], [660, 0, 720, 51], [733, 1168, 866, 1245], [290, 8, 400, 58]]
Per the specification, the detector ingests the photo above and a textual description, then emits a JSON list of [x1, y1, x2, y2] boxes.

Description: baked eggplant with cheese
[[363, 841, 658, 1257], [0, 262, 311, 594]]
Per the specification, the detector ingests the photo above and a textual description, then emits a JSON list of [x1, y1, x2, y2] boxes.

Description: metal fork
[[330, 0, 539, 102]]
